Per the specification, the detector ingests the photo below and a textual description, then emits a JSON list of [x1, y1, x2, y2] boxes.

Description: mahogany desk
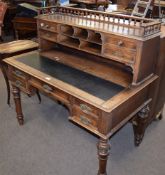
[[4, 50, 157, 175]]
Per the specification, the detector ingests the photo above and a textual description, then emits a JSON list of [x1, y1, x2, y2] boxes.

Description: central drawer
[[29, 78, 70, 104]]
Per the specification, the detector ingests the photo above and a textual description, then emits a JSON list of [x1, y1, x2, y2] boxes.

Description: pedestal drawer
[[72, 105, 99, 130]]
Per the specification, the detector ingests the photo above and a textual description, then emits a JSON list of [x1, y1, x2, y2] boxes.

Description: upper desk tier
[[37, 7, 161, 87], [37, 6, 161, 39]]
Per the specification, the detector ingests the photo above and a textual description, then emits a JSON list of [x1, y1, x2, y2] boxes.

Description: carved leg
[[0, 63, 10, 105], [12, 85, 24, 125], [132, 105, 150, 146], [97, 138, 110, 175]]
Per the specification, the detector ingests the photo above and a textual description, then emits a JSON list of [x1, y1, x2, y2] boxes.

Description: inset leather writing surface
[[16, 53, 124, 100]]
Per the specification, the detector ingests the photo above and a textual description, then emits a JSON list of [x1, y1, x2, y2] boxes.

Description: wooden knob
[[118, 40, 124, 47]]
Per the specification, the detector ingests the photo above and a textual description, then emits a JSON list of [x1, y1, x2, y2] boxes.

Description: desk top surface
[[6, 52, 124, 101]]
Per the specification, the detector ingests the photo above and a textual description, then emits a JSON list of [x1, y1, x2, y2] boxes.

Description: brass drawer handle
[[80, 104, 92, 113], [43, 84, 53, 93], [80, 115, 91, 126], [15, 80, 23, 88], [14, 70, 24, 78]]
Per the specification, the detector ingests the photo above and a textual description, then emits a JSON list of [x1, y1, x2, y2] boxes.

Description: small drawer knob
[[40, 23, 44, 27], [118, 40, 124, 47]]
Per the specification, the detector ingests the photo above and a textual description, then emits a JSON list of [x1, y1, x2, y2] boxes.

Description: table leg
[[132, 105, 150, 146], [12, 85, 24, 125], [36, 89, 41, 104], [97, 138, 110, 175], [0, 63, 10, 105]]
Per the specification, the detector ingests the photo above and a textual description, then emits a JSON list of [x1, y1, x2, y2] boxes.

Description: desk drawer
[[72, 105, 99, 130], [38, 20, 58, 32], [74, 98, 100, 116], [9, 67, 32, 94], [11, 68, 27, 80], [103, 34, 137, 51], [102, 44, 136, 63], [29, 78, 70, 104], [11, 78, 30, 93]]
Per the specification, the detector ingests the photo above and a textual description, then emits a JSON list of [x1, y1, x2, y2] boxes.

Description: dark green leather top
[[16, 52, 124, 100]]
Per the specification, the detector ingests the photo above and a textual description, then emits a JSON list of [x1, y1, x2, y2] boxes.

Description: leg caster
[[154, 109, 163, 121], [97, 138, 110, 175], [12, 85, 24, 125], [132, 105, 150, 146]]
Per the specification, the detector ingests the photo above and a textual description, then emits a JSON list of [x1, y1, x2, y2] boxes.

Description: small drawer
[[72, 105, 98, 130], [11, 68, 27, 80], [74, 98, 99, 116], [103, 44, 136, 63], [103, 35, 137, 51], [11, 78, 30, 93], [29, 78, 69, 104], [39, 20, 57, 32]]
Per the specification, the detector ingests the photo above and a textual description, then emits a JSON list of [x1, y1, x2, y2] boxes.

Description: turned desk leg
[[97, 138, 110, 175], [12, 85, 24, 125], [132, 105, 150, 146]]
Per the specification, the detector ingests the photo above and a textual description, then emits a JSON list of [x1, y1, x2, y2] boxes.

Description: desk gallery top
[[37, 6, 161, 40]]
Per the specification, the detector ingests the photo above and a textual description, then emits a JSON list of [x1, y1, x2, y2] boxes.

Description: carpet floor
[[0, 70, 164, 175]]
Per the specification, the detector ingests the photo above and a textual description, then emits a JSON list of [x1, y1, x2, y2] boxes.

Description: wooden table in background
[[0, 40, 38, 105]]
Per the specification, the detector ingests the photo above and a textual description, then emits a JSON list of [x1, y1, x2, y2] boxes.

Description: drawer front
[[39, 30, 57, 42], [11, 78, 30, 93], [72, 105, 99, 130], [74, 98, 100, 116], [38, 20, 57, 32], [9, 67, 31, 93], [103, 34, 137, 51], [29, 78, 69, 104], [11, 68, 27, 81], [102, 44, 136, 63]]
